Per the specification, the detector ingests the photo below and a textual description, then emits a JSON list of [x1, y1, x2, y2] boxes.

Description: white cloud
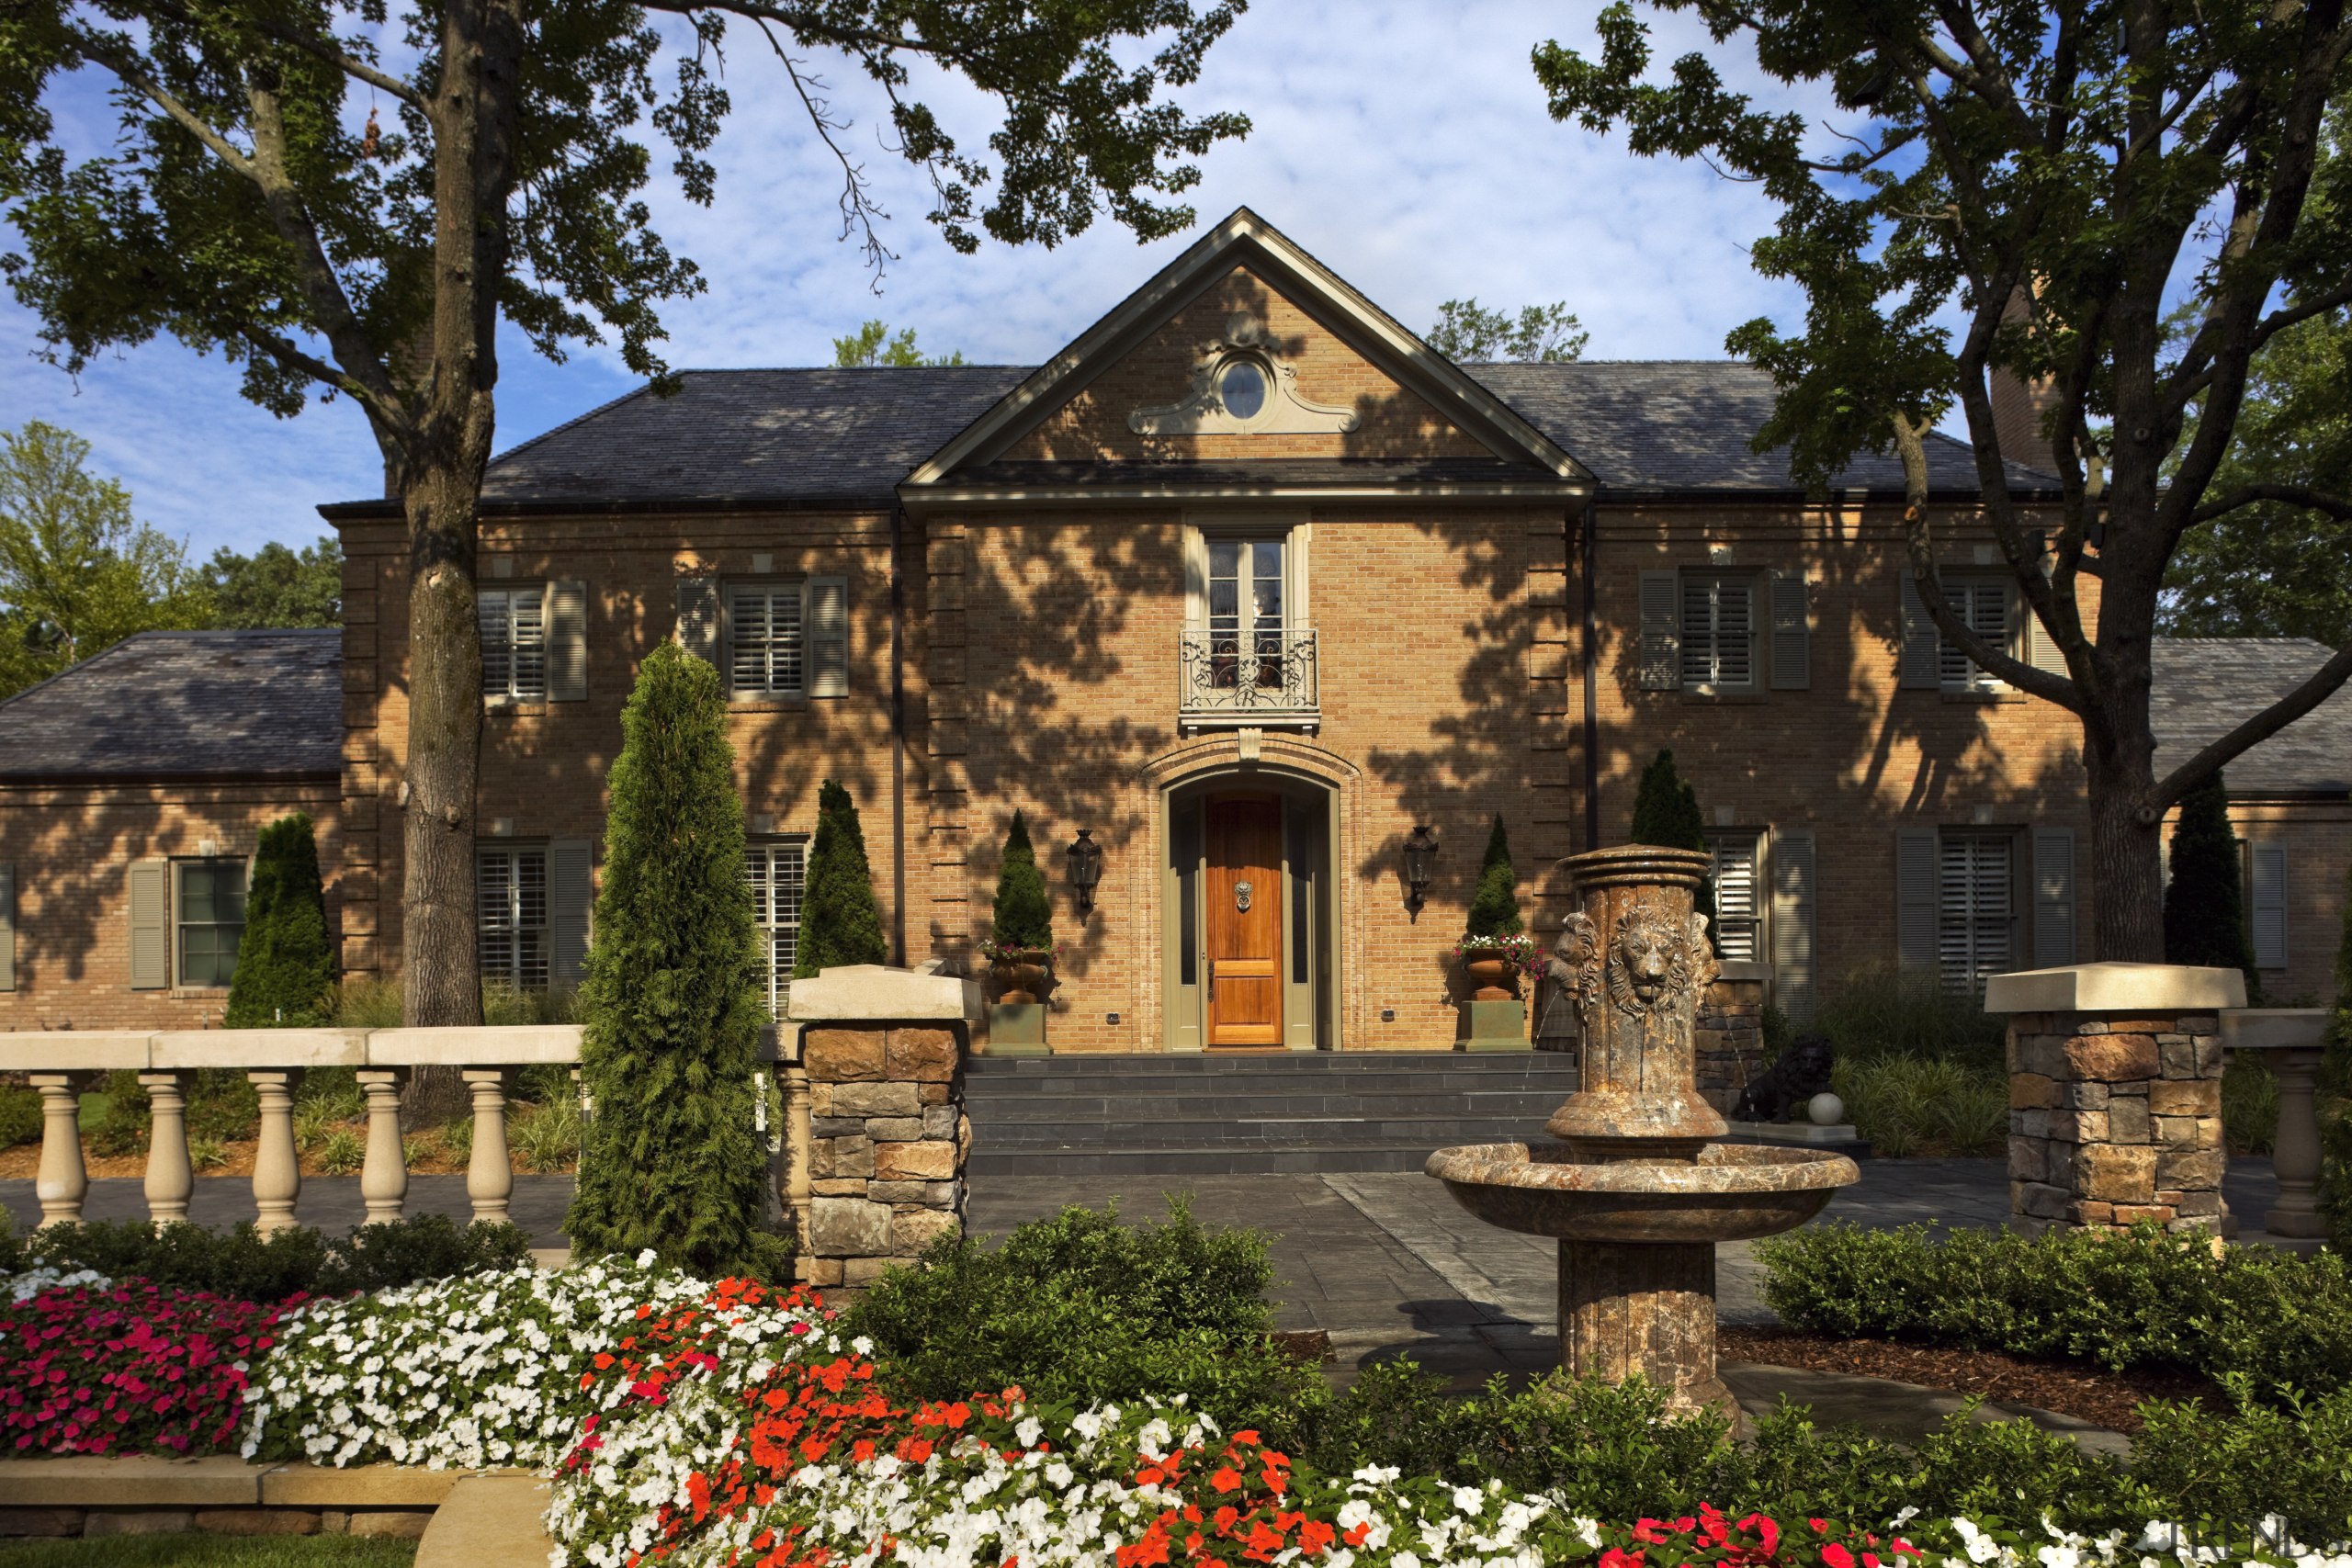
[[0, 1, 1821, 558]]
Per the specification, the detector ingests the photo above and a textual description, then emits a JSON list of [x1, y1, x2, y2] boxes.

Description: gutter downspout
[[1580, 497, 1600, 853], [889, 504, 909, 968]]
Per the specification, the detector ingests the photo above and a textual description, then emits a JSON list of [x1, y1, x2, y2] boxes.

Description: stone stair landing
[[961, 1051, 1580, 1176]]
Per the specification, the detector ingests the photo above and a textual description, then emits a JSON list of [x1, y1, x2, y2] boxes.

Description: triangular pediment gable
[[902, 209, 1593, 494]]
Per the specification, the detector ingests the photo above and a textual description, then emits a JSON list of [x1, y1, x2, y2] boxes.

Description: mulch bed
[[1719, 1325, 2222, 1434]]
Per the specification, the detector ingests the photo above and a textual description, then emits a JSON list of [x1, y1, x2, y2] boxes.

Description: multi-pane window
[[1680, 575, 1756, 691], [479, 847, 549, 991], [1939, 834, 2014, 997], [1704, 830, 1763, 963], [480, 587, 548, 700], [175, 859, 247, 988], [746, 840, 807, 1012], [1938, 580, 2012, 693], [729, 584, 807, 696], [1205, 536, 1287, 691]]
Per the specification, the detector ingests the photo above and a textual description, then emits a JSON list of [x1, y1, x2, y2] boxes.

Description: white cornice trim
[[899, 207, 1594, 489], [898, 479, 1593, 509]]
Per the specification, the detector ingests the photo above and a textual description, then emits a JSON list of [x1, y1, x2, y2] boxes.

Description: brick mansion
[[3, 209, 2346, 1045]]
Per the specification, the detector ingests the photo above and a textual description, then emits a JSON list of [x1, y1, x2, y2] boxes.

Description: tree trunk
[[2082, 694, 2167, 963]]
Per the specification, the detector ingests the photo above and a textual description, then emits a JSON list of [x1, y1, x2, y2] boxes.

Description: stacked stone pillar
[[784, 964, 982, 1294], [1986, 963, 2245, 1235], [1695, 961, 1771, 1113]]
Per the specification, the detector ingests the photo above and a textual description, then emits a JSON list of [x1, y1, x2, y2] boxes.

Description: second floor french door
[[1206, 536, 1286, 692]]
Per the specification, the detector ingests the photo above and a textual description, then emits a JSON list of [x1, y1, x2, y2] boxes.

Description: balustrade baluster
[[248, 1071, 301, 1235], [356, 1069, 408, 1224], [463, 1069, 513, 1225], [138, 1071, 192, 1224], [782, 1062, 812, 1246], [30, 1074, 85, 1230], [2265, 1046, 2330, 1246]]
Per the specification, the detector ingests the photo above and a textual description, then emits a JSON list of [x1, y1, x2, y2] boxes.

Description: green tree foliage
[[0, 421, 209, 699], [1464, 814, 1522, 938], [225, 814, 336, 1028], [989, 809, 1054, 949], [0, 1, 1247, 1025], [1426, 299, 1588, 363], [567, 643, 780, 1279], [795, 780, 887, 977], [832, 321, 967, 367], [2162, 773, 2258, 989], [204, 537, 344, 629], [1533, 1, 2352, 961], [1630, 749, 1718, 952]]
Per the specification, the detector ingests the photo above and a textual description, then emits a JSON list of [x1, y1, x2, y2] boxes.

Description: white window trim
[[1679, 571, 1760, 694], [1182, 512, 1311, 633]]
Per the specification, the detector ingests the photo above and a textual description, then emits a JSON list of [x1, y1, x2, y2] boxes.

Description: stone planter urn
[[1462, 953, 1521, 1001], [990, 948, 1052, 1006]]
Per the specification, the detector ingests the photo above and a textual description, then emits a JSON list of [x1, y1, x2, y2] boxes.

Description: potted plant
[[984, 810, 1057, 1007], [1457, 815, 1534, 998]]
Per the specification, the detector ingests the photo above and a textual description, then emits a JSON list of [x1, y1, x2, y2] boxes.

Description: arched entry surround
[[1133, 736, 1363, 1051]]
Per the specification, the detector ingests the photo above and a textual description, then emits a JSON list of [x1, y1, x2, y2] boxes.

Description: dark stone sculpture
[[1732, 1032, 1835, 1123]]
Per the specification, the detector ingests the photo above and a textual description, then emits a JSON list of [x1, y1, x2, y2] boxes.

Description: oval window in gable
[[1217, 357, 1268, 421]]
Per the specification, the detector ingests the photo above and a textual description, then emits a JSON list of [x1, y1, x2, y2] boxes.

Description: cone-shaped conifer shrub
[[1464, 814, 1522, 938], [568, 643, 785, 1280], [224, 813, 335, 1027], [1630, 748, 1718, 953], [2164, 771, 2257, 991], [795, 779, 888, 976], [990, 809, 1055, 950]]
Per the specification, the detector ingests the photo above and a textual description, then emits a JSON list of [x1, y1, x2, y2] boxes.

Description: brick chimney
[[1986, 285, 2062, 474]]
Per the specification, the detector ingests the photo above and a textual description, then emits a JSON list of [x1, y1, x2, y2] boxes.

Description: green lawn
[[0, 1535, 414, 1567]]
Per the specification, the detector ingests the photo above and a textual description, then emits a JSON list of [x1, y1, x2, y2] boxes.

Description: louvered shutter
[[1638, 570, 1681, 691], [479, 591, 514, 697], [129, 858, 168, 989], [1715, 581, 1754, 688], [550, 840, 594, 985], [676, 577, 721, 665], [728, 588, 768, 694], [2023, 591, 2068, 677], [1769, 572, 1810, 690], [1769, 831, 1816, 1021], [0, 863, 14, 991], [1898, 574, 1941, 689], [1940, 836, 2014, 995], [2031, 827, 2075, 967], [1706, 831, 1761, 961], [546, 581, 588, 701], [807, 576, 849, 697], [1895, 829, 1939, 970], [2250, 844, 2289, 970], [508, 587, 548, 699]]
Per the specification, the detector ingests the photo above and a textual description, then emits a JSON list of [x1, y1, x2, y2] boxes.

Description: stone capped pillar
[[786, 964, 980, 1295], [1696, 961, 1772, 1114], [1986, 962, 2244, 1235]]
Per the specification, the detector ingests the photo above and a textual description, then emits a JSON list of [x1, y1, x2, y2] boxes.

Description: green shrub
[[0, 1077, 41, 1148], [2164, 771, 2258, 994], [1832, 1053, 2007, 1157], [568, 641, 786, 1281], [1757, 1222, 2352, 1396], [1816, 963, 2004, 1068], [845, 1200, 1317, 1434], [2132, 1378, 2352, 1547], [1464, 814, 1522, 938], [13, 1213, 528, 1301], [513, 1095, 583, 1173], [224, 812, 335, 1028], [333, 976, 406, 1029], [989, 808, 1054, 949], [83, 1068, 261, 1156], [1629, 749, 1716, 950], [794, 778, 887, 976], [2222, 1055, 2280, 1156]]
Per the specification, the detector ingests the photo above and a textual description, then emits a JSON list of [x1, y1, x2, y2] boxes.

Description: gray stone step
[[965, 1089, 1568, 1122], [973, 1114, 1542, 1147], [963, 1143, 1477, 1177]]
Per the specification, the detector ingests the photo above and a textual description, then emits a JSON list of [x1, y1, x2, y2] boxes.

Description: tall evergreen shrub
[[2163, 772, 2257, 989], [989, 810, 1054, 949], [225, 813, 335, 1027], [1629, 749, 1718, 952], [567, 643, 783, 1280], [794, 780, 888, 977], [1464, 815, 1521, 938]]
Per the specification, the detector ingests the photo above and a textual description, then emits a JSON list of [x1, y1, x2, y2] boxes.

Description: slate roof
[[0, 629, 342, 782], [2153, 638, 2352, 797], [320, 360, 2057, 516]]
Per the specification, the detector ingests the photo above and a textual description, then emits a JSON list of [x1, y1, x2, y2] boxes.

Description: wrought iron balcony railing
[[1179, 626, 1318, 725]]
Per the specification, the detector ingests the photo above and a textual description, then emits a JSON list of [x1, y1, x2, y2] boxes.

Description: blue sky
[[0, 1, 1815, 559]]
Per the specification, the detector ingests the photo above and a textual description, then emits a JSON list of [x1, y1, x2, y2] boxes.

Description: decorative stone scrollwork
[[1128, 312, 1363, 436]]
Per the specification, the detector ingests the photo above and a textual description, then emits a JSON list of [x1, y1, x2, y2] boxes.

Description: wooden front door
[[1205, 794, 1283, 1046]]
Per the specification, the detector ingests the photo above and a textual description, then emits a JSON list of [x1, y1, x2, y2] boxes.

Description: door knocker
[[1234, 879, 1253, 912]]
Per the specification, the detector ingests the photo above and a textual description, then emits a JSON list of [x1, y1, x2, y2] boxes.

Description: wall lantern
[[1402, 825, 1438, 919], [1066, 829, 1104, 919]]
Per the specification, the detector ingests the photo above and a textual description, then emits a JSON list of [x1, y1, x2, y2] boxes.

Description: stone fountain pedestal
[[1427, 845, 1859, 1421]]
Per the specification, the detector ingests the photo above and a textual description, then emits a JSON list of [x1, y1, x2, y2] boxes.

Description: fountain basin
[[1426, 1141, 1860, 1246]]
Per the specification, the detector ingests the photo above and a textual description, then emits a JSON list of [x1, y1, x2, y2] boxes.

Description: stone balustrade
[[0, 1025, 802, 1238], [2221, 1009, 2333, 1251]]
